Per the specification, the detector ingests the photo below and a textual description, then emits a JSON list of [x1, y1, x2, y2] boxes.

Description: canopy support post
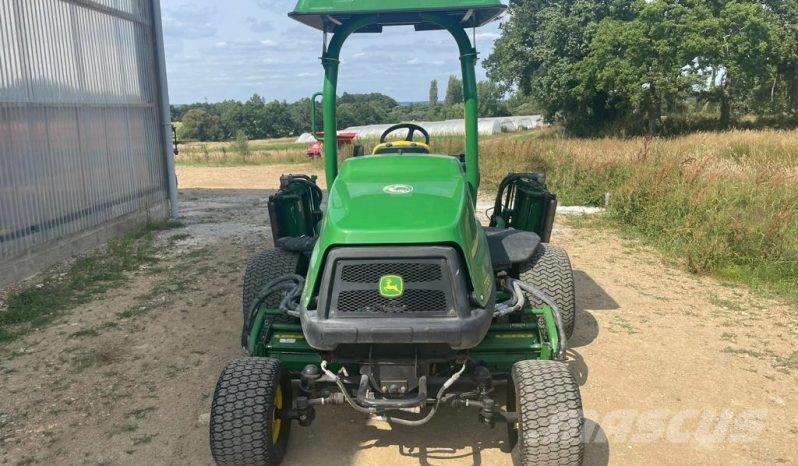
[[421, 13, 480, 199], [320, 16, 376, 187]]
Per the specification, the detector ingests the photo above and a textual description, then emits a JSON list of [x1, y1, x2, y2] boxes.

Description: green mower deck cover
[[290, 0, 506, 32], [301, 155, 494, 309]]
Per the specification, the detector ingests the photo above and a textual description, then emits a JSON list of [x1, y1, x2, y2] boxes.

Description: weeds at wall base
[[0, 220, 182, 344]]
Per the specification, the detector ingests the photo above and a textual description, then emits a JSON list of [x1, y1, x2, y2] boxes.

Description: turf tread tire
[[242, 249, 301, 322], [511, 360, 584, 466], [519, 244, 577, 338], [209, 358, 290, 466]]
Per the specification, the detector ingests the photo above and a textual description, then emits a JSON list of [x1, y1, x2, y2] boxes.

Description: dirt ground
[[176, 164, 326, 190], [1, 166, 796, 465]]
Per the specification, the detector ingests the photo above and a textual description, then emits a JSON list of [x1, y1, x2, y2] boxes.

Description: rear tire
[[519, 244, 577, 338], [210, 358, 292, 466], [510, 360, 584, 466], [242, 249, 302, 320]]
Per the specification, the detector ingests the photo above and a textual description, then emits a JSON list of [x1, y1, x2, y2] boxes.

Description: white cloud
[[162, 0, 503, 103], [246, 16, 273, 33], [162, 3, 218, 39], [476, 32, 499, 41]]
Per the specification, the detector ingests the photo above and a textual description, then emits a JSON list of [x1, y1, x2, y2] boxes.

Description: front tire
[[510, 360, 584, 466], [210, 358, 292, 466]]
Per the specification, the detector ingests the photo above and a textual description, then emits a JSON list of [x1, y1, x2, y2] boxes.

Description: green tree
[[217, 100, 246, 139], [487, 0, 794, 133], [444, 75, 463, 105], [263, 100, 295, 138], [484, 0, 615, 133], [506, 92, 542, 116], [288, 98, 317, 135], [477, 81, 510, 117], [683, 0, 781, 127], [179, 108, 223, 141], [577, 0, 698, 133], [242, 94, 267, 139], [429, 80, 439, 106], [767, 0, 798, 113]]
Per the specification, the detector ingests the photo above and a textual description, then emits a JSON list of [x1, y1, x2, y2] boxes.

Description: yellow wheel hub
[[272, 386, 283, 445]]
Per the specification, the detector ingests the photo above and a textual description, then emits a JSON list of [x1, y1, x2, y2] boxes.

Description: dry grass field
[[177, 137, 310, 166]]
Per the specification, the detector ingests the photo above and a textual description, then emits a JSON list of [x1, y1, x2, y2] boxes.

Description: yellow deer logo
[[379, 275, 404, 298]]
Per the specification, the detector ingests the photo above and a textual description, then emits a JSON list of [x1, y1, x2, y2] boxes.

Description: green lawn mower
[[209, 2, 584, 465]]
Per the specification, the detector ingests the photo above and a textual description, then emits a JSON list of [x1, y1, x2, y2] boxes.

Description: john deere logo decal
[[379, 275, 404, 298], [383, 184, 413, 194]]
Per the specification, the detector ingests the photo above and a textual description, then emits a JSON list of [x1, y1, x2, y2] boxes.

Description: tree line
[[485, 0, 798, 135], [172, 79, 526, 142]]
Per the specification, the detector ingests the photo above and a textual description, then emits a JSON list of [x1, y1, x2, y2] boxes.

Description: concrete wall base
[[0, 201, 169, 290]]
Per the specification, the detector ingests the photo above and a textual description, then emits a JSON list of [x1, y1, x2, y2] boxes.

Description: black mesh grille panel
[[341, 262, 442, 283], [338, 289, 448, 314], [326, 254, 457, 318]]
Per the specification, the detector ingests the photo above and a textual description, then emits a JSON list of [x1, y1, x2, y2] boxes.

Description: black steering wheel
[[380, 123, 430, 145]]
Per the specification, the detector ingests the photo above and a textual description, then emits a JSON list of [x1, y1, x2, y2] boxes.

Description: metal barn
[[0, 0, 176, 286]]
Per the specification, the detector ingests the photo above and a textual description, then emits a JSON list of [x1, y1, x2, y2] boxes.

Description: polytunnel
[[295, 115, 544, 143]]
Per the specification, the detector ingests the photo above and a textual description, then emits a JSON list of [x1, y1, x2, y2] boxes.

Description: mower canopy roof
[[289, 0, 506, 33]]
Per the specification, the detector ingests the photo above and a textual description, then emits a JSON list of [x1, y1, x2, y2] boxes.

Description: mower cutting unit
[[210, 2, 585, 465]]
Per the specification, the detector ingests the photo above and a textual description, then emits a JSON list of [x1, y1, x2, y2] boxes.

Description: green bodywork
[[290, 0, 506, 32], [297, 2, 494, 310], [262, 1, 554, 376], [301, 155, 494, 309]]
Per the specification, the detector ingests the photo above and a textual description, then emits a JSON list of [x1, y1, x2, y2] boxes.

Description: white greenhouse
[[296, 115, 544, 143]]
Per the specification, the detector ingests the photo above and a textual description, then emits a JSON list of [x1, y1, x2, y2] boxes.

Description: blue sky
[[161, 0, 503, 104]]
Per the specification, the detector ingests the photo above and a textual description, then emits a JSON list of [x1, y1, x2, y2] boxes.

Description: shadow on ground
[[288, 401, 610, 466], [583, 419, 611, 466], [570, 270, 619, 350], [574, 270, 619, 311], [286, 404, 509, 465]]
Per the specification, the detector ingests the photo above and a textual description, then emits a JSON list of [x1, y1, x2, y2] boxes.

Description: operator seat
[[484, 227, 541, 271], [372, 140, 431, 155]]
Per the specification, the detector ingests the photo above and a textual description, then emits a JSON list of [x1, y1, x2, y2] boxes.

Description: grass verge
[[176, 137, 309, 166], [478, 128, 797, 301], [0, 220, 182, 343]]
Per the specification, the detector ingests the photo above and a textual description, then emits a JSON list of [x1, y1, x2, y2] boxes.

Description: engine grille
[[338, 289, 448, 314], [322, 253, 459, 318], [341, 262, 442, 283]]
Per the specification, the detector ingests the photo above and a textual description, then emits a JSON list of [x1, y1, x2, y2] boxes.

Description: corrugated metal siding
[[0, 0, 168, 261]]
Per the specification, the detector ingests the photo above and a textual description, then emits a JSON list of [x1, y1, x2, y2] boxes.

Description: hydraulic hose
[[247, 274, 305, 321], [242, 274, 305, 347], [514, 280, 568, 361], [320, 361, 376, 415], [320, 360, 469, 426], [493, 277, 525, 317], [382, 362, 467, 426], [492, 277, 568, 361]]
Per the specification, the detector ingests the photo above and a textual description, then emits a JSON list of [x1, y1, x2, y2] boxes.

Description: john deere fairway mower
[[209, 2, 584, 465]]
